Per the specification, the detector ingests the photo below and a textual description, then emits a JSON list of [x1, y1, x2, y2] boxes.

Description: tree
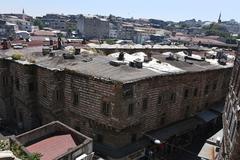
[[33, 19, 44, 30]]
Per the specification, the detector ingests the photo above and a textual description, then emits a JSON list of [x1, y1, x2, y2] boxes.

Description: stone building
[[0, 19, 18, 39], [77, 15, 109, 39], [0, 47, 234, 159], [219, 50, 240, 160], [41, 14, 69, 31]]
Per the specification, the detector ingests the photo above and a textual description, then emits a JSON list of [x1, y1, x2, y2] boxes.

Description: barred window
[[128, 103, 134, 116], [42, 82, 47, 98], [142, 98, 148, 110], [73, 91, 79, 105], [15, 77, 20, 91], [204, 85, 209, 95], [194, 88, 198, 96], [184, 89, 189, 98], [102, 101, 110, 116]]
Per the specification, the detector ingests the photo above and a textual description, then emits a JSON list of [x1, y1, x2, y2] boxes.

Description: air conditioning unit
[[63, 53, 75, 59]]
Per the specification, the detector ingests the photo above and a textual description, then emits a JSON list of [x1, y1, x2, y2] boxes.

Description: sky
[[1, 0, 239, 22]]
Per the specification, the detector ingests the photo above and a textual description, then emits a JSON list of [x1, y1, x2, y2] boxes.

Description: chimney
[[49, 39, 54, 46], [118, 52, 124, 61], [144, 52, 152, 62], [57, 37, 63, 50], [75, 47, 81, 55]]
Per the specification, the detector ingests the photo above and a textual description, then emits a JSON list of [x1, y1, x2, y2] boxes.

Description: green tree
[[33, 19, 44, 30]]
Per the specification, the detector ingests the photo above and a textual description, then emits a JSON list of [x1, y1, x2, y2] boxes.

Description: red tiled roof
[[26, 134, 77, 160]]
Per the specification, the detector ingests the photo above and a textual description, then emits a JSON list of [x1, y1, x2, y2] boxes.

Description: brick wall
[[0, 58, 232, 151], [221, 55, 240, 160]]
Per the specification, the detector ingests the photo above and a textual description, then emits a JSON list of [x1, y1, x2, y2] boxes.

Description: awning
[[197, 111, 219, 123], [149, 118, 201, 141], [210, 103, 224, 114], [94, 118, 201, 158]]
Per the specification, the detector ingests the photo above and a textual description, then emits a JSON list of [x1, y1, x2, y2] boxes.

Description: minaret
[[22, 8, 25, 20], [218, 12, 222, 23]]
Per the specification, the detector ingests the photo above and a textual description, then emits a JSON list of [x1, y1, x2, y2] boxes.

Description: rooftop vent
[[166, 53, 175, 60], [217, 52, 227, 65], [82, 57, 93, 62], [134, 59, 143, 69], [75, 47, 81, 55], [129, 61, 136, 68], [144, 52, 152, 62], [49, 52, 55, 57], [109, 60, 127, 67], [63, 53, 75, 59], [42, 46, 52, 55]]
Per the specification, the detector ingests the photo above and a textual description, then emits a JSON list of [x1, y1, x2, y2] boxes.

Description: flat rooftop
[[198, 129, 223, 160], [15, 121, 92, 160], [0, 46, 234, 83], [26, 134, 77, 160]]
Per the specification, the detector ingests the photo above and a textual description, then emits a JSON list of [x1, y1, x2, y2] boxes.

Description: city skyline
[[1, 0, 240, 22]]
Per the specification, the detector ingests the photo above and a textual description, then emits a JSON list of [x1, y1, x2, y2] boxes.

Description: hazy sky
[[1, 0, 239, 22]]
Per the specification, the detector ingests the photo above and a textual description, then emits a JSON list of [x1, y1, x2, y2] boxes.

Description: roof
[[198, 129, 223, 160], [210, 103, 225, 114], [94, 117, 201, 158], [149, 118, 201, 141], [16, 121, 92, 160], [198, 143, 218, 160], [0, 47, 233, 84], [196, 111, 219, 123], [26, 134, 77, 160]]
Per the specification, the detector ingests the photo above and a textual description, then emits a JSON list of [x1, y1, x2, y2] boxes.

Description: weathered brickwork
[[221, 54, 240, 160], [0, 57, 232, 155]]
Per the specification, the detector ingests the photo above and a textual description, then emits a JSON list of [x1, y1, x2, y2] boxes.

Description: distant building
[[3, 15, 33, 32], [41, 14, 68, 31], [109, 23, 118, 38], [0, 19, 18, 38], [0, 13, 33, 22], [118, 23, 135, 40], [219, 49, 240, 160], [77, 15, 109, 39], [133, 29, 150, 44]]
